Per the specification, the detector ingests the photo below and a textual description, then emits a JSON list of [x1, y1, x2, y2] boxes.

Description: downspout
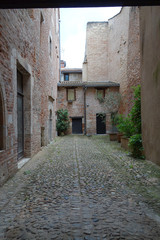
[[59, 19, 61, 82], [84, 86, 87, 135]]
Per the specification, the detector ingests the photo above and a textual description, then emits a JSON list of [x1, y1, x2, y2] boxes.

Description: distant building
[[57, 7, 140, 135], [61, 68, 82, 82], [58, 66, 119, 134]]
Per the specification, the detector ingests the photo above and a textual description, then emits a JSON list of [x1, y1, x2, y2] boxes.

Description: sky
[[60, 7, 122, 68]]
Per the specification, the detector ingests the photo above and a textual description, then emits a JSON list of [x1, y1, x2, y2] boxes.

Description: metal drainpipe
[[84, 86, 87, 135], [59, 19, 61, 82]]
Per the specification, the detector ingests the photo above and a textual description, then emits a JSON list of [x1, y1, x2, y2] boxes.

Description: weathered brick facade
[[58, 7, 140, 136], [57, 81, 119, 135], [0, 9, 60, 186], [83, 7, 141, 115], [84, 22, 108, 83]]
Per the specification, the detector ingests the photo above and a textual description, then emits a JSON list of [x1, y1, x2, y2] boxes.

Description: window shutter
[[68, 89, 75, 101]]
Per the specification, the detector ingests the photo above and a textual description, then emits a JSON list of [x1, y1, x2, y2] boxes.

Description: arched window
[[0, 89, 4, 150]]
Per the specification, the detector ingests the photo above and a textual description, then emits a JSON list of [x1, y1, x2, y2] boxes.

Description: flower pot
[[121, 137, 131, 151], [109, 133, 118, 141], [117, 133, 123, 143]]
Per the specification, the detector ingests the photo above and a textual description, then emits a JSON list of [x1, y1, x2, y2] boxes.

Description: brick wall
[[57, 86, 119, 134], [85, 22, 108, 82], [126, 7, 141, 113], [108, 8, 130, 114], [57, 87, 84, 134], [0, 9, 60, 186], [83, 7, 141, 115]]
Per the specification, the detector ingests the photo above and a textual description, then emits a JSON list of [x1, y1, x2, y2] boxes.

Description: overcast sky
[[60, 7, 121, 68]]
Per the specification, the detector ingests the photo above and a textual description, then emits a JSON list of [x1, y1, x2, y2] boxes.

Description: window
[[97, 89, 105, 99], [64, 73, 69, 81], [67, 88, 76, 101]]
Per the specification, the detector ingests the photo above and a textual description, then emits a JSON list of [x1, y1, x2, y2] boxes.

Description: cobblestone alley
[[0, 135, 160, 240]]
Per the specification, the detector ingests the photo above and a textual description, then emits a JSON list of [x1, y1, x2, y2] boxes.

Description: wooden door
[[72, 118, 82, 134], [17, 70, 24, 159], [96, 113, 106, 134]]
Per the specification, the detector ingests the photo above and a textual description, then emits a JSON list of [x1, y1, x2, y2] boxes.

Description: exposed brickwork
[[83, 7, 141, 115], [108, 8, 130, 114], [84, 22, 108, 82], [57, 86, 119, 134], [0, 9, 60, 186], [126, 7, 141, 113]]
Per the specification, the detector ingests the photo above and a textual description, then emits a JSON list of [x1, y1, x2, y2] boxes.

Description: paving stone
[[0, 135, 160, 239]]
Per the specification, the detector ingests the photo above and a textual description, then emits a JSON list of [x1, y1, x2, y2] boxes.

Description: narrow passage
[[0, 135, 160, 239]]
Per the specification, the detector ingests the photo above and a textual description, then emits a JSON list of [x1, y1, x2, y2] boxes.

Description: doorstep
[[18, 158, 30, 169]]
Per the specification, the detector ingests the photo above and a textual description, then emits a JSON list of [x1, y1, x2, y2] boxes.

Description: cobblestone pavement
[[0, 135, 160, 240]]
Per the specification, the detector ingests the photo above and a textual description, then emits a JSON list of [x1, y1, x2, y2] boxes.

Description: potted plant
[[56, 109, 70, 136], [117, 115, 134, 150], [97, 89, 121, 141], [128, 85, 144, 158], [109, 112, 119, 141], [114, 114, 123, 142], [129, 134, 144, 159]]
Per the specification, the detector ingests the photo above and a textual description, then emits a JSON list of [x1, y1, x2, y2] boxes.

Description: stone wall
[[139, 6, 160, 165], [0, 9, 60, 186]]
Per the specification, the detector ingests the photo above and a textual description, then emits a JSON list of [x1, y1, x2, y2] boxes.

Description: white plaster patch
[[8, 114, 12, 124], [18, 158, 30, 169]]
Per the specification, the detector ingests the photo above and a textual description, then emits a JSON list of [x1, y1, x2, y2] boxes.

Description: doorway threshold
[[18, 158, 30, 169]]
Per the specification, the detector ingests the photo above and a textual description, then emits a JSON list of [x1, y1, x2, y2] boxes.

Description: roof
[[61, 68, 82, 74], [57, 81, 120, 88]]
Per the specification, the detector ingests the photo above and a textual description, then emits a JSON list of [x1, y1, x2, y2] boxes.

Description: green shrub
[[129, 134, 144, 158], [56, 109, 70, 136], [130, 85, 141, 134], [117, 85, 144, 158], [117, 115, 134, 138]]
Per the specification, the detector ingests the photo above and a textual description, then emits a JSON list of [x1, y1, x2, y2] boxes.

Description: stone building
[[57, 7, 140, 136], [0, 9, 60, 186], [58, 65, 119, 134], [57, 80, 119, 135], [83, 7, 141, 115], [61, 68, 82, 82]]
